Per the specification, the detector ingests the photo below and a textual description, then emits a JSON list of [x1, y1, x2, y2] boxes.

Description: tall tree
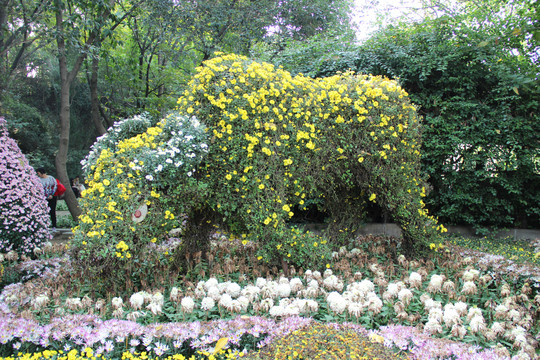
[[0, 0, 52, 110], [53, 0, 138, 218]]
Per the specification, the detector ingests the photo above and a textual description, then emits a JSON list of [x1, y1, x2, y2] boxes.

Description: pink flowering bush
[[0, 117, 51, 255]]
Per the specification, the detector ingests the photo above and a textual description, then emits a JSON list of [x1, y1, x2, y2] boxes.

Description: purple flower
[[0, 117, 52, 255]]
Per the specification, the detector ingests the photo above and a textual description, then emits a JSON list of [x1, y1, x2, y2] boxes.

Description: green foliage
[[312, 18, 540, 229], [446, 235, 540, 265]]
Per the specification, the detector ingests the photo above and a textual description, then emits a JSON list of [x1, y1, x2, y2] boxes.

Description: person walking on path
[[36, 167, 57, 230]]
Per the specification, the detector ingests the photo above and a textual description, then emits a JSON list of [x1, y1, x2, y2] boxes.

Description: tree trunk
[[54, 0, 82, 220]]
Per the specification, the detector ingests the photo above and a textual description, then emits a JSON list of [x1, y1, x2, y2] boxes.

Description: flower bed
[[0, 234, 538, 359]]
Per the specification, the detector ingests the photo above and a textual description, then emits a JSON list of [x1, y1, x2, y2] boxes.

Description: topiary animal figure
[[0, 117, 52, 256], [72, 54, 445, 289]]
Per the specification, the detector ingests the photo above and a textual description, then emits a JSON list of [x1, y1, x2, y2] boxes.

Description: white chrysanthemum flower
[[219, 294, 233, 309], [469, 315, 486, 333], [386, 283, 400, 297], [467, 307, 483, 321], [323, 275, 338, 290], [112, 307, 124, 318], [127, 311, 145, 322], [282, 303, 300, 317], [358, 279, 375, 295], [420, 293, 432, 305], [409, 272, 422, 288], [226, 282, 242, 298], [454, 301, 468, 316], [348, 302, 363, 318], [194, 282, 206, 298], [277, 283, 291, 298], [237, 296, 250, 312], [508, 309, 521, 323], [218, 281, 230, 293], [428, 308, 444, 323], [269, 305, 284, 317], [462, 269, 480, 281], [308, 279, 319, 289], [397, 254, 407, 265], [306, 299, 318, 312], [65, 297, 82, 310], [279, 277, 289, 285], [228, 300, 242, 313], [303, 270, 313, 280], [443, 280, 455, 293], [509, 326, 527, 341], [511, 350, 531, 360], [201, 297, 215, 311], [207, 286, 221, 301], [461, 281, 477, 295], [443, 307, 461, 327], [279, 298, 291, 307], [398, 288, 413, 305], [312, 271, 322, 280], [293, 299, 308, 314], [32, 294, 50, 310], [304, 286, 319, 298], [181, 297, 195, 313], [261, 281, 278, 299], [111, 297, 123, 309], [146, 302, 162, 315], [424, 298, 442, 312], [366, 293, 383, 314], [327, 291, 347, 314], [427, 274, 444, 292], [451, 324, 467, 339], [323, 269, 333, 278], [169, 287, 180, 302], [258, 298, 274, 312], [491, 322, 505, 335], [424, 318, 443, 335], [152, 292, 164, 306], [289, 278, 303, 293], [241, 285, 261, 302], [205, 277, 219, 290], [501, 283, 512, 297]]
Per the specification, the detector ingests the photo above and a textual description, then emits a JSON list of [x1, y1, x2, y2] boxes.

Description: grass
[[445, 234, 540, 265]]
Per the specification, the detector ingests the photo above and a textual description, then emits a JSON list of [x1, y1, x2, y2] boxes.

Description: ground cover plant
[[0, 234, 538, 359]]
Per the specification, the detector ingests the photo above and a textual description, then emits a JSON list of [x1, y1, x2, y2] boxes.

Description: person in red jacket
[[36, 167, 57, 230]]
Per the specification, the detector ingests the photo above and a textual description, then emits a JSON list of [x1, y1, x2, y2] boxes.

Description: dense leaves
[[312, 19, 539, 230]]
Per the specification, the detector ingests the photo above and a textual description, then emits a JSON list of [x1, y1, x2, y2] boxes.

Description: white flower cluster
[[81, 113, 156, 175], [136, 113, 209, 184]]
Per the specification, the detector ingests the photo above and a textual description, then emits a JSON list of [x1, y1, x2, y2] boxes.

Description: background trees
[[300, 1, 539, 230]]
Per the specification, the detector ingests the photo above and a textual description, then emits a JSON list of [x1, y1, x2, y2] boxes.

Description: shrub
[[0, 117, 52, 255], [72, 54, 443, 292], [176, 54, 444, 260], [71, 112, 209, 291]]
